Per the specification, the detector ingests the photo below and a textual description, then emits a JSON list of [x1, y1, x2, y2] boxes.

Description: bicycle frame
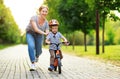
[[49, 42, 69, 74], [54, 50, 61, 66], [50, 43, 62, 74]]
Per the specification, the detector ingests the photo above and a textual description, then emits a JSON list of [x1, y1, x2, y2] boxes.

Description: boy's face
[[51, 26, 58, 33]]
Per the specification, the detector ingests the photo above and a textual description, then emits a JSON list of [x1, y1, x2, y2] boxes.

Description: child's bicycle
[[49, 42, 69, 74]]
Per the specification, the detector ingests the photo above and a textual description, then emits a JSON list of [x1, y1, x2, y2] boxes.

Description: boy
[[45, 19, 68, 71]]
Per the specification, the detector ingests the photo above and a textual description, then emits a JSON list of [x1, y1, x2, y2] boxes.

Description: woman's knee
[[28, 43, 35, 49]]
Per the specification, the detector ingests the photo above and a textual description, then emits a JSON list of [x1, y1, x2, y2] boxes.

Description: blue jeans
[[26, 33, 44, 63]]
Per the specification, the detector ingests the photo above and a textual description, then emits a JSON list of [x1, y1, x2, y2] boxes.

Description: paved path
[[0, 44, 120, 79]]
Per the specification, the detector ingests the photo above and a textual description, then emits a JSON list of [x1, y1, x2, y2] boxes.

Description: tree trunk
[[84, 29, 87, 52], [65, 33, 68, 48], [72, 32, 75, 50], [96, 10, 100, 55], [102, 15, 105, 53]]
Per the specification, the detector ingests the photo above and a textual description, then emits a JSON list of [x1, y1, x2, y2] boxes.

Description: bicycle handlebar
[[50, 42, 69, 45], [46, 42, 70, 46]]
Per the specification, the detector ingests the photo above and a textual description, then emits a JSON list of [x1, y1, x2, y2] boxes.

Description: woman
[[26, 5, 49, 71]]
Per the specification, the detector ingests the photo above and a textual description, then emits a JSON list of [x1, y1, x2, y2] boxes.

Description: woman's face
[[40, 8, 48, 18]]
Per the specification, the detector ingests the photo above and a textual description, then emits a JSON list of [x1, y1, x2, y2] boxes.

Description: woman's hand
[[44, 32, 49, 36]]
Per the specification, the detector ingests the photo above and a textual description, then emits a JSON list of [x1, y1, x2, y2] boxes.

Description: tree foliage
[[44, 0, 120, 45], [96, 0, 120, 23], [45, 0, 60, 19], [44, 0, 66, 33], [58, 0, 96, 33], [0, 0, 21, 43]]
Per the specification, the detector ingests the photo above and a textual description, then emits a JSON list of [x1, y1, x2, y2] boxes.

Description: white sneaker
[[30, 64, 36, 71]]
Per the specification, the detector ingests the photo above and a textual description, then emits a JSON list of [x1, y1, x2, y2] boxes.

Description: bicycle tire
[[58, 58, 61, 74], [54, 66, 57, 71]]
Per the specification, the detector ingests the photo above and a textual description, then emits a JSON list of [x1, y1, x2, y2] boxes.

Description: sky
[[114, 11, 120, 17], [4, 0, 44, 32]]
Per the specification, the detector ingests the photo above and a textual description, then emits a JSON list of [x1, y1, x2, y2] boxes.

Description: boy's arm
[[61, 35, 67, 42], [45, 33, 51, 44], [45, 38, 50, 44], [61, 36, 69, 45], [45, 39, 50, 44], [59, 32, 67, 42]]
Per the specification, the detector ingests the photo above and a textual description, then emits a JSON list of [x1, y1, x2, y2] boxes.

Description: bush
[[87, 31, 95, 45], [66, 31, 92, 45], [21, 33, 27, 44], [114, 27, 120, 44]]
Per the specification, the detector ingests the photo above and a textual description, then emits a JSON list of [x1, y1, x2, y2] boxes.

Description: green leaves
[[109, 13, 120, 21], [45, 0, 120, 34], [0, 1, 21, 44], [57, 0, 95, 33]]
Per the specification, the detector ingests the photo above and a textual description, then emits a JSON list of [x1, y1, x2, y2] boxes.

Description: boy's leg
[[48, 50, 55, 71], [49, 50, 55, 65]]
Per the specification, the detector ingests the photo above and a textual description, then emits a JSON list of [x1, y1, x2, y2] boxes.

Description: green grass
[[61, 45, 120, 66], [0, 44, 16, 50]]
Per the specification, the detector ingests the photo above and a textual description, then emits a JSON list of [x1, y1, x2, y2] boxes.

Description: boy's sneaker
[[48, 65, 54, 71], [30, 64, 36, 71]]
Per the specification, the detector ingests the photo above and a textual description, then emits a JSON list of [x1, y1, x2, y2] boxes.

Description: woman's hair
[[39, 5, 49, 12]]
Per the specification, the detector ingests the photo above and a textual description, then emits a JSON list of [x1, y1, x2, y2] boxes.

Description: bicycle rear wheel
[[58, 58, 61, 74]]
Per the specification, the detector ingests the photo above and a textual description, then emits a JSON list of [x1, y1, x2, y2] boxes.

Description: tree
[[44, 0, 60, 21], [0, 0, 21, 43], [58, 0, 96, 50], [45, 0, 96, 51], [86, 0, 120, 54], [98, 0, 120, 53]]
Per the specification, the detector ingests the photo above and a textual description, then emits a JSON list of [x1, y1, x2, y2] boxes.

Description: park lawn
[[61, 45, 120, 66], [0, 44, 16, 50]]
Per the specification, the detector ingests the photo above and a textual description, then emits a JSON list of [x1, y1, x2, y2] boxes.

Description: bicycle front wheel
[[58, 58, 61, 74]]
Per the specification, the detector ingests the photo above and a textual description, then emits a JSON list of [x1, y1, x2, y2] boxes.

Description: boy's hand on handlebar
[[63, 41, 69, 45], [46, 41, 50, 45]]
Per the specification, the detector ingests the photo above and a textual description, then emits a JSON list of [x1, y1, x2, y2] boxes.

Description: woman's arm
[[45, 29, 49, 35], [30, 20, 48, 35]]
